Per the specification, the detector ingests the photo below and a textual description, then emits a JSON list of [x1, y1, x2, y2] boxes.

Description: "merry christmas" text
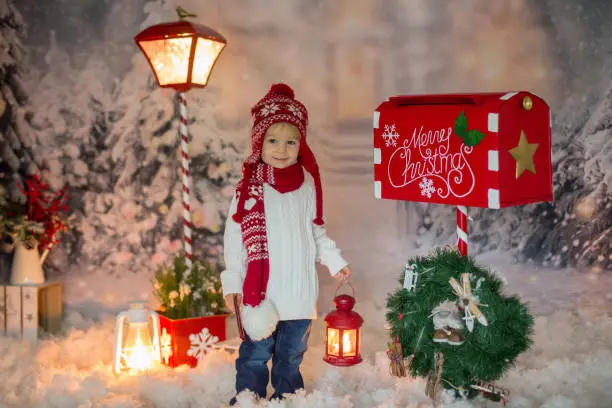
[[387, 125, 475, 198]]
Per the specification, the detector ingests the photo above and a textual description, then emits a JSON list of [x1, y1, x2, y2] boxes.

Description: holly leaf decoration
[[464, 129, 485, 146], [453, 111, 486, 147], [454, 111, 468, 136]]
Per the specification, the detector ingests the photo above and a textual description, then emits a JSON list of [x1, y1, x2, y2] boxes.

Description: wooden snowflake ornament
[[187, 327, 219, 360], [449, 273, 488, 332]]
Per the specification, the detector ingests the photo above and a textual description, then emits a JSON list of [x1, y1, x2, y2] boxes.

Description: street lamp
[[134, 8, 226, 271]]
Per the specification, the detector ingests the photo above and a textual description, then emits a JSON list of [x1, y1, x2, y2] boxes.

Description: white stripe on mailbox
[[373, 111, 380, 129], [500, 92, 518, 100], [488, 150, 499, 171], [374, 148, 381, 164], [488, 188, 500, 209], [374, 181, 382, 199], [487, 113, 499, 133]]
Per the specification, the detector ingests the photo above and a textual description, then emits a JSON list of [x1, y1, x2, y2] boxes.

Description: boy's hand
[[224, 293, 243, 314], [333, 266, 351, 281]]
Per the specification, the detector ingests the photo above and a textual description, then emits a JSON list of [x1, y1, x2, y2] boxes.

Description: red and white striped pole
[[178, 92, 192, 272], [456, 206, 468, 256]]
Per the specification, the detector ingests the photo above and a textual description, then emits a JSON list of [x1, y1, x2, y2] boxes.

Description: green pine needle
[[152, 252, 226, 319]]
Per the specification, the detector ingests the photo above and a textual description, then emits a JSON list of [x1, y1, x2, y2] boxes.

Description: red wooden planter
[[158, 313, 229, 368]]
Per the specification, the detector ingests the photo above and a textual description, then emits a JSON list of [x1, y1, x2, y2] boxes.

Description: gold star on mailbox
[[509, 130, 539, 178]]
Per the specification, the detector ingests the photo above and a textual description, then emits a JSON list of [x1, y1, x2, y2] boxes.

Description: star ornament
[[509, 130, 539, 178]]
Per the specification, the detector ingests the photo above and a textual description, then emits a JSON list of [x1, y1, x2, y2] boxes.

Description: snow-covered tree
[[0, 0, 39, 200], [520, 78, 612, 271], [21, 0, 245, 278], [0, 0, 44, 279]]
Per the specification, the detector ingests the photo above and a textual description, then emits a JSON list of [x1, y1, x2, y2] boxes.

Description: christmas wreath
[[386, 247, 534, 399]]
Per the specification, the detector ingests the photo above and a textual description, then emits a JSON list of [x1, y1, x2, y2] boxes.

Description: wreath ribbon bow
[[449, 273, 488, 332]]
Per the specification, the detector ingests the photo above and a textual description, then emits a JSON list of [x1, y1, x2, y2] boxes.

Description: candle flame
[[124, 330, 156, 371], [328, 329, 356, 357], [343, 332, 352, 353]]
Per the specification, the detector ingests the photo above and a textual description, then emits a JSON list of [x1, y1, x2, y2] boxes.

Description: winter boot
[[447, 327, 465, 345], [433, 329, 449, 343]]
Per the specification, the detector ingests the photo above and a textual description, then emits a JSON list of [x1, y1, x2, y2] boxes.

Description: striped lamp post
[[178, 93, 192, 268], [135, 8, 226, 272]]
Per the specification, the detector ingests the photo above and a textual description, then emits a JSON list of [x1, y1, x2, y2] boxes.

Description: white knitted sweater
[[221, 180, 348, 321]]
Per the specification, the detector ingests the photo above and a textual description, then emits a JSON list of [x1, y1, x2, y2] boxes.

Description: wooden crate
[[0, 280, 63, 341]]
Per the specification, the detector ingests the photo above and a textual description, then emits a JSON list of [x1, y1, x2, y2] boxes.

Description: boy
[[221, 83, 351, 405]]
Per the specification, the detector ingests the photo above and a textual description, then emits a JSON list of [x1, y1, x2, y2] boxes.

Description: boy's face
[[261, 124, 301, 169]]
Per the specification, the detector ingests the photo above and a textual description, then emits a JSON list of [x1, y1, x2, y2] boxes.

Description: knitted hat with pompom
[[233, 83, 323, 226]]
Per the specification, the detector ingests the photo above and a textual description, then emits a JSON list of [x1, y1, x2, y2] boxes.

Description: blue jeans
[[234, 319, 312, 400]]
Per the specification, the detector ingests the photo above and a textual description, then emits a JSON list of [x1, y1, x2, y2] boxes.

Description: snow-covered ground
[[3, 1, 611, 407], [4, 181, 611, 408], [2, 251, 612, 408]]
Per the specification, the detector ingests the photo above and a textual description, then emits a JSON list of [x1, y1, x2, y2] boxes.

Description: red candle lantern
[[323, 283, 363, 367]]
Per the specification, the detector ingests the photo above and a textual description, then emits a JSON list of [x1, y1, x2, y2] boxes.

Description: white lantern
[[112, 302, 161, 374]]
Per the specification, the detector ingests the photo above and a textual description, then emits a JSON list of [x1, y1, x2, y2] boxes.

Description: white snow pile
[[1, 291, 612, 407]]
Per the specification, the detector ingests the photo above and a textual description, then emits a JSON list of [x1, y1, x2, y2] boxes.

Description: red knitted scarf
[[236, 162, 305, 307]]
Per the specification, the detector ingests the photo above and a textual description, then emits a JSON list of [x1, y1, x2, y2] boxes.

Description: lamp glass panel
[[327, 328, 340, 357], [140, 37, 192, 85], [341, 329, 357, 357], [122, 322, 156, 371], [192, 37, 225, 86]]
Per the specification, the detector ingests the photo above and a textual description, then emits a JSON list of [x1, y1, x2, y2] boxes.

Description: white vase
[[11, 241, 45, 284]]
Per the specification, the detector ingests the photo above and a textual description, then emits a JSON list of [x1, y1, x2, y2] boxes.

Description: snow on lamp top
[[135, 20, 226, 92]]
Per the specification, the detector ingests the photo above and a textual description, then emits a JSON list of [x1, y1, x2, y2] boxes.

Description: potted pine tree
[[152, 252, 229, 368]]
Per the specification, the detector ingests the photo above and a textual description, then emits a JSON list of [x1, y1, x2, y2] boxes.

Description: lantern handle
[[334, 279, 355, 298], [112, 311, 129, 375]]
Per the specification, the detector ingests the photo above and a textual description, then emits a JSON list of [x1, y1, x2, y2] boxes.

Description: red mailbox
[[373, 92, 552, 209]]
